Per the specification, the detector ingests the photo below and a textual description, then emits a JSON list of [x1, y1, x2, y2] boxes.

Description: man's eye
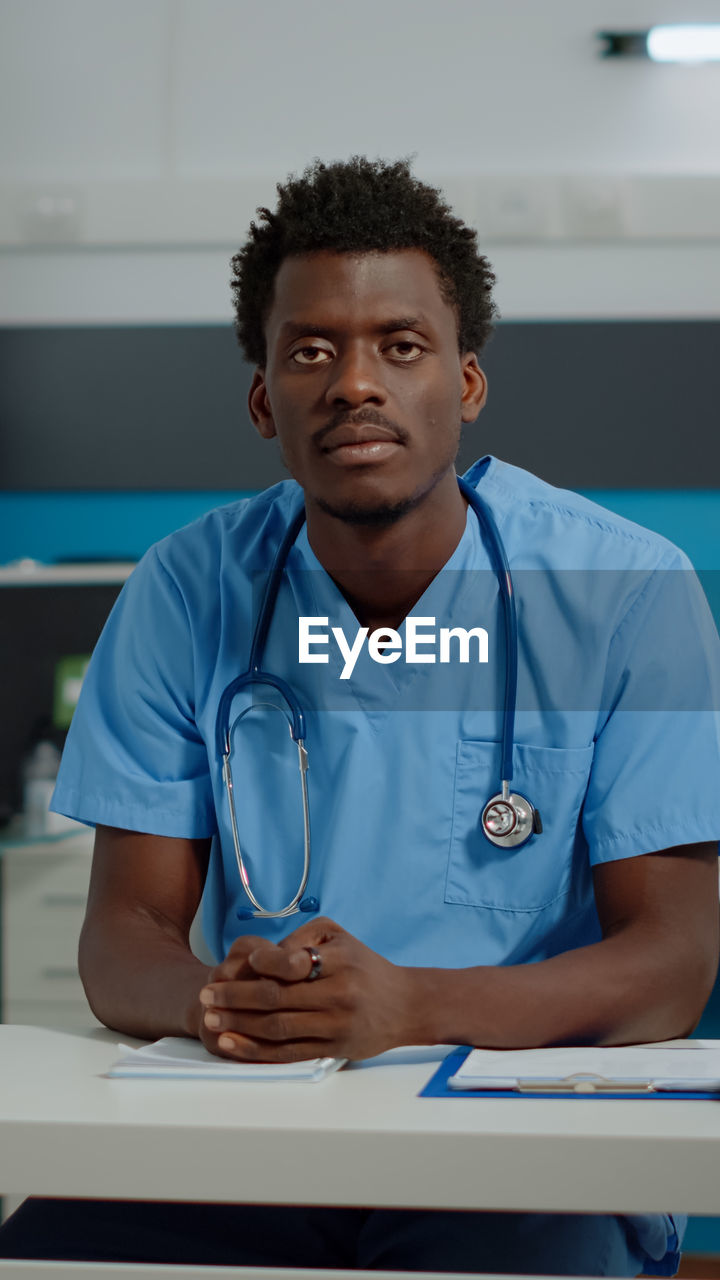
[[292, 346, 332, 365], [390, 341, 423, 360]]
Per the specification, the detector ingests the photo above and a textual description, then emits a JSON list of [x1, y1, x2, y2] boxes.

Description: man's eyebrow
[[279, 317, 428, 340]]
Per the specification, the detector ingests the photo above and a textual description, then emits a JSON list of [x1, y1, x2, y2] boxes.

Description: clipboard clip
[[517, 1073, 656, 1094]]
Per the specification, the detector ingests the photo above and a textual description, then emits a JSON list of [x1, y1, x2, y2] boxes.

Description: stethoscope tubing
[[215, 504, 308, 759], [217, 475, 522, 916], [456, 477, 517, 787]]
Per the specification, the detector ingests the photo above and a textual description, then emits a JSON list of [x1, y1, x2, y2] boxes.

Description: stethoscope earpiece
[[481, 790, 542, 849]]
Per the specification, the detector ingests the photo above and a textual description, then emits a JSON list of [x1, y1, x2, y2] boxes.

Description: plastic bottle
[[22, 740, 62, 838]]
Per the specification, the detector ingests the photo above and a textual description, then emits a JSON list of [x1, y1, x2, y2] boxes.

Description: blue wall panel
[[0, 491, 253, 565], [3, 488, 720, 570]]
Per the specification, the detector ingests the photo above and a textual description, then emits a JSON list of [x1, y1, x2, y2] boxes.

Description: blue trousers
[[0, 1199, 647, 1274]]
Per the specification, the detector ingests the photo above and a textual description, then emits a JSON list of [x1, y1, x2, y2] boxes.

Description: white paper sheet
[[107, 1036, 346, 1081], [449, 1039, 720, 1090]]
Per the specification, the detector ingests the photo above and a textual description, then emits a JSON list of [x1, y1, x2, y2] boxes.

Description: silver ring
[[304, 946, 322, 981]]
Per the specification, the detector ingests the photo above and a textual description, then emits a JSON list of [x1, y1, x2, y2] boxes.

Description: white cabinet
[[1, 828, 213, 1028], [0, 830, 102, 1029]]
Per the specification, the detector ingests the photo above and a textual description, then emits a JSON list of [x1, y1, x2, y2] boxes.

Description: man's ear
[[460, 353, 488, 423], [248, 369, 276, 439]]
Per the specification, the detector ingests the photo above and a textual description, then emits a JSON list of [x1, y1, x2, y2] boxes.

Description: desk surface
[[2, 1024, 720, 1215]]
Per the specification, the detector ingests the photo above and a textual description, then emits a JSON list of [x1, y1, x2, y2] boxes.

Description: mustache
[[314, 408, 408, 448]]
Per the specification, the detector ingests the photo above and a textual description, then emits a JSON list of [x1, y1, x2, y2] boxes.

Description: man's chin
[[315, 492, 420, 528]]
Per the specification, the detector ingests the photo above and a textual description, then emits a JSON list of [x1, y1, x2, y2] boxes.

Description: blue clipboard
[[420, 1047, 720, 1100]]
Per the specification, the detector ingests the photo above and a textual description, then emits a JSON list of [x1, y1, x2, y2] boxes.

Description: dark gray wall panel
[[1, 321, 718, 491], [0, 326, 277, 491], [0, 583, 123, 821], [457, 320, 720, 490]]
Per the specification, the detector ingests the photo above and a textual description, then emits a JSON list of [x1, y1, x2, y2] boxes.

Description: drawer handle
[[40, 967, 80, 980], [41, 894, 87, 907]]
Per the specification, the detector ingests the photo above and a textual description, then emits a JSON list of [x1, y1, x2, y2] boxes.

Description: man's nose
[[324, 345, 386, 407]]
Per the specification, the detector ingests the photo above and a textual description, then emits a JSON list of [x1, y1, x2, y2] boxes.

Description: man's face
[[249, 249, 487, 526]]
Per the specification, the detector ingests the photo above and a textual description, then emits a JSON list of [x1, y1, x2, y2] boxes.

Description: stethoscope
[[215, 475, 542, 920]]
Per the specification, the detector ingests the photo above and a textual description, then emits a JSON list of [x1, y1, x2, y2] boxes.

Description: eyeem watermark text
[[299, 616, 489, 680]]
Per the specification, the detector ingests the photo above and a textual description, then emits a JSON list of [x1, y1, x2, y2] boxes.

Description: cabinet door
[[2, 845, 92, 1008]]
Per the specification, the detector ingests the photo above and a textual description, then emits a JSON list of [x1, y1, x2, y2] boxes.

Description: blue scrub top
[[53, 455, 720, 1274], [53, 454, 720, 964]]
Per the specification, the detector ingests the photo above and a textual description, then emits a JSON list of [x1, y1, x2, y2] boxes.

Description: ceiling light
[[647, 24, 720, 62], [598, 25, 720, 62]]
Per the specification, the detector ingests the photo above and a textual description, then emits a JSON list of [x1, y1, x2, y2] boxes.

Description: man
[[2, 157, 719, 1273]]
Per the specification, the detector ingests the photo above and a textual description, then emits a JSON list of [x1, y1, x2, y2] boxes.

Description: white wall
[[1, 0, 720, 322], [4, 0, 720, 181]]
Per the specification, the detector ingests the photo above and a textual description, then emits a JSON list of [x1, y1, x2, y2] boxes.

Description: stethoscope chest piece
[[482, 790, 543, 849]]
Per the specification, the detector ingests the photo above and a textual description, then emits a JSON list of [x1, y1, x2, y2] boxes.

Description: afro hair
[[230, 156, 497, 366]]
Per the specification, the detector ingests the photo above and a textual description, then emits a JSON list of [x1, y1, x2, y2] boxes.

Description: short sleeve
[[51, 546, 217, 838], [583, 550, 720, 863]]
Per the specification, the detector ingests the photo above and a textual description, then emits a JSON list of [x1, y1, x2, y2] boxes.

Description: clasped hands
[[198, 917, 415, 1062]]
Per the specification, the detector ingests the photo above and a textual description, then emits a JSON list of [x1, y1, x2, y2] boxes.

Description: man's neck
[[304, 476, 469, 631]]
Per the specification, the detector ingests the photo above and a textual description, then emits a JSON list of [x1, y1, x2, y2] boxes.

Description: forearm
[[403, 927, 717, 1049], [79, 907, 212, 1041]]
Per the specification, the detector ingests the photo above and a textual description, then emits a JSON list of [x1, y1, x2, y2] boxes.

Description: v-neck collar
[[285, 503, 497, 704]]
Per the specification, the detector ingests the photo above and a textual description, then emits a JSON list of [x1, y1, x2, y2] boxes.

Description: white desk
[[1, 1025, 719, 1279], [1, 1024, 720, 1215]]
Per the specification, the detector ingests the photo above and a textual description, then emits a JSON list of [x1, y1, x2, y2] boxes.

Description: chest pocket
[[445, 740, 594, 912]]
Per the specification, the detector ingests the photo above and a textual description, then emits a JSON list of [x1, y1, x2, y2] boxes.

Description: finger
[[247, 944, 320, 982], [204, 1007, 338, 1044], [213, 1032, 337, 1063], [200, 974, 331, 1013], [249, 917, 344, 981], [209, 936, 277, 983], [247, 917, 345, 982], [277, 916, 344, 951]]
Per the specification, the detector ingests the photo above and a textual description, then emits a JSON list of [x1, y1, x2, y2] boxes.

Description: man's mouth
[[325, 439, 403, 465], [321, 424, 404, 465]]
